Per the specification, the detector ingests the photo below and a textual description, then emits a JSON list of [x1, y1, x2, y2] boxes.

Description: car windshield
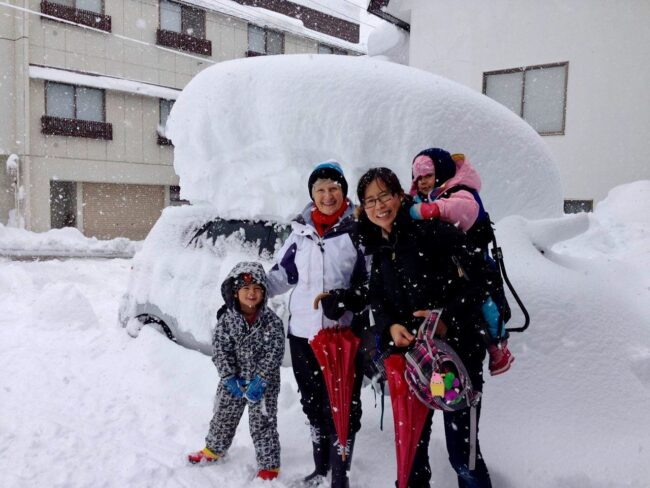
[[188, 218, 290, 256]]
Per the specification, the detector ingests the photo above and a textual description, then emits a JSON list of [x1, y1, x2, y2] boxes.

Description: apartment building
[[0, 0, 363, 239]]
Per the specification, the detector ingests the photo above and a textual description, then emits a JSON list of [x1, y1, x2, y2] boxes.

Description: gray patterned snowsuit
[[205, 262, 285, 471]]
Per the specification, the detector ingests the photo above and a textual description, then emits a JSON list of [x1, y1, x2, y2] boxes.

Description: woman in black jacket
[[356, 167, 492, 488]]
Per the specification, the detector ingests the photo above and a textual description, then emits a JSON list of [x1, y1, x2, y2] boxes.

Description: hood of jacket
[[220, 261, 269, 311], [430, 155, 482, 199]]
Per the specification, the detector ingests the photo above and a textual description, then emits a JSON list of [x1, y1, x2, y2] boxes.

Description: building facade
[[368, 0, 650, 211], [0, 0, 363, 239]]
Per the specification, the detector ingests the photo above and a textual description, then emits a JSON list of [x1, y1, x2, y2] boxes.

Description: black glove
[[320, 288, 368, 321], [320, 289, 348, 321]]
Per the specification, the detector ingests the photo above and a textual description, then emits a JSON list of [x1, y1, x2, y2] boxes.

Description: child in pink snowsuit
[[409, 147, 514, 376]]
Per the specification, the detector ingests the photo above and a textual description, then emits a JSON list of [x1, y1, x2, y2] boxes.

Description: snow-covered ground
[[1, 181, 648, 487]]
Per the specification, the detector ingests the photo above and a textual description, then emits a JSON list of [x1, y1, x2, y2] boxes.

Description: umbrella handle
[[313, 292, 330, 310]]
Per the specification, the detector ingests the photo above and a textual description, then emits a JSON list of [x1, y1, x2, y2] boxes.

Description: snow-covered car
[[118, 204, 288, 355], [120, 54, 562, 354]]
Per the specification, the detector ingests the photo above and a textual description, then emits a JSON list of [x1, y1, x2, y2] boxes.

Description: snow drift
[[167, 55, 563, 222]]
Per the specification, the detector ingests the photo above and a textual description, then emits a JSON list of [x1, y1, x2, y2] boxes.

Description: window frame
[[483, 61, 569, 136], [246, 24, 285, 57], [40, 0, 111, 32], [42, 81, 112, 140], [563, 199, 593, 214], [157, 0, 211, 56], [158, 99, 175, 146], [318, 43, 347, 55]]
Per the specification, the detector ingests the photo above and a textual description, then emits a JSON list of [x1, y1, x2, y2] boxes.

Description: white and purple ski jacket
[[267, 202, 367, 340]]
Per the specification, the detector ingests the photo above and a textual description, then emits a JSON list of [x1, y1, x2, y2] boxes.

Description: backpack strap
[[469, 405, 477, 470]]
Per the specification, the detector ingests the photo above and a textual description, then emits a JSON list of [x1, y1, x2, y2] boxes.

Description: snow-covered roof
[[167, 54, 563, 222], [182, 0, 366, 52], [29, 66, 182, 100]]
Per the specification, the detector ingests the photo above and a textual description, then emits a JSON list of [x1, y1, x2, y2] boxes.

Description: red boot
[[257, 468, 280, 480], [187, 447, 220, 464], [488, 340, 515, 376]]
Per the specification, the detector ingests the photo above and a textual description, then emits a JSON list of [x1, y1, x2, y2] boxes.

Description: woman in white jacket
[[267, 161, 367, 488]]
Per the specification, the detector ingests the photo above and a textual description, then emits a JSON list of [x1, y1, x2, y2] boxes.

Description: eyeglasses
[[363, 192, 394, 209]]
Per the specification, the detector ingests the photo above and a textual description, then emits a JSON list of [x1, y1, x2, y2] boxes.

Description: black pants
[[408, 400, 492, 488], [288, 334, 363, 436]]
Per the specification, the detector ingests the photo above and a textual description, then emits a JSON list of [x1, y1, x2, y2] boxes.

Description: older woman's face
[[363, 178, 401, 234], [312, 179, 345, 216]]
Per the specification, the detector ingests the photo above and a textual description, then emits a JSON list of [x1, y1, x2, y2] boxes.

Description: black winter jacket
[[361, 203, 489, 382]]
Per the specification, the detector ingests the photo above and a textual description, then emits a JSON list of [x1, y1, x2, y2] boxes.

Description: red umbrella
[[309, 327, 361, 461], [384, 353, 431, 488]]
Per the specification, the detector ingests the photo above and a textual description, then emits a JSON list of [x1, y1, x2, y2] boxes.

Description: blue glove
[[245, 375, 268, 403], [223, 376, 245, 398]]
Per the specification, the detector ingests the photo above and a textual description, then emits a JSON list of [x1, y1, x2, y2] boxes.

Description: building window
[[318, 44, 347, 55], [483, 62, 568, 136], [50, 180, 77, 229], [169, 185, 189, 206], [157, 0, 211, 56], [42, 82, 112, 140], [158, 99, 175, 146], [247, 25, 284, 56], [564, 199, 593, 214], [40, 1, 111, 32]]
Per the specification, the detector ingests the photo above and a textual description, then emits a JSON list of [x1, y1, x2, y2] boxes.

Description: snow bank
[[2, 181, 650, 486], [0, 224, 139, 258], [167, 55, 562, 223]]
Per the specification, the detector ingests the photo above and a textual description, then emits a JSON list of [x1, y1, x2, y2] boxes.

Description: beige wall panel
[[105, 37, 125, 62], [85, 32, 107, 59], [142, 98, 160, 164], [285, 35, 317, 55], [157, 50, 177, 73], [65, 52, 86, 72], [42, 23, 66, 51], [65, 29, 86, 56], [216, 24, 237, 61], [140, 2, 158, 43], [106, 93, 127, 162], [175, 73, 193, 86], [124, 43, 143, 66], [123, 0, 144, 40], [42, 48, 66, 68], [158, 69, 176, 88], [105, 59, 126, 78], [84, 55, 106, 75], [105, 0, 125, 36], [234, 25, 248, 57], [66, 137, 88, 161], [82, 182, 164, 240], [87, 139, 108, 162], [28, 16, 44, 47], [31, 157, 177, 186], [29, 45, 45, 65], [0, 41, 15, 151], [124, 95, 144, 162], [158, 146, 174, 166]]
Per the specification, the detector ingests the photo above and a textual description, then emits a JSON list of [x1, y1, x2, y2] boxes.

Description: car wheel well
[[136, 314, 176, 342]]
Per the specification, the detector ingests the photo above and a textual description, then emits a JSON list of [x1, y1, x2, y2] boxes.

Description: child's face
[[417, 173, 436, 195], [237, 284, 264, 312]]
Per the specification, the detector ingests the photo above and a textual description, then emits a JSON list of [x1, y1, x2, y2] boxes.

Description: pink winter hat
[[410, 155, 435, 195]]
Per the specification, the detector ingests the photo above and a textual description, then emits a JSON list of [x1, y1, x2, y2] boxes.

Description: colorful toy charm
[[430, 372, 445, 397]]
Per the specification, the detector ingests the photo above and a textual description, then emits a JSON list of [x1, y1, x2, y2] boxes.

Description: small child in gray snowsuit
[[188, 261, 285, 481]]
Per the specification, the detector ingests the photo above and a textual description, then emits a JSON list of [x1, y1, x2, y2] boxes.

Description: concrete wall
[[407, 0, 650, 203]]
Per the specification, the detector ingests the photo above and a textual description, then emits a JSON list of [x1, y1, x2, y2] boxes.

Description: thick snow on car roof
[[167, 54, 563, 223]]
